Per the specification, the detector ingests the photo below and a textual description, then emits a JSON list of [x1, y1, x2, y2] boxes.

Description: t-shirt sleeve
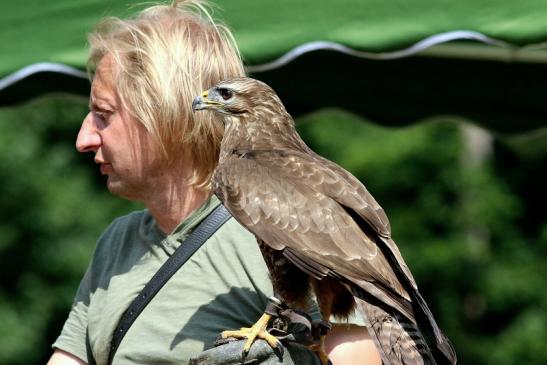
[[52, 266, 92, 363]]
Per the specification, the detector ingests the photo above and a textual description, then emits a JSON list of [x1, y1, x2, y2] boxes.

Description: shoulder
[[209, 216, 263, 255], [102, 209, 152, 237], [181, 214, 274, 309], [95, 209, 154, 252], [216, 216, 256, 242], [194, 214, 268, 275], [88, 209, 159, 277]]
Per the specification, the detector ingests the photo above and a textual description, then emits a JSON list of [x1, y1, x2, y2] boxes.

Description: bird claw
[[221, 312, 281, 356]]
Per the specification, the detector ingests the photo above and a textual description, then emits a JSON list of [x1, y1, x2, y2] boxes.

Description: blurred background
[[0, 1, 546, 364]]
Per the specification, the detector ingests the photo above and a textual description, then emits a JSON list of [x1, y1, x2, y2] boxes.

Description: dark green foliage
[[0, 99, 545, 364]]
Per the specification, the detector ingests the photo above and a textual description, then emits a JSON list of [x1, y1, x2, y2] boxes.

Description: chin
[[106, 170, 155, 203], [106, 180, 140, 201]]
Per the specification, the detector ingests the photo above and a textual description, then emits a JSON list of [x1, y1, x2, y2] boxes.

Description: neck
[[147, 186, 209, 235], [141, 165, 210, 235]]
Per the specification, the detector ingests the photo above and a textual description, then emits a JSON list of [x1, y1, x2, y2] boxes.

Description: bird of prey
[[192, 77, 457, 365]]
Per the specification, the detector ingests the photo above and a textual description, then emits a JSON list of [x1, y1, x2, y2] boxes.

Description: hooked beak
[[191, 96, 202, 112], [191, 95, 206, 112], [192, 89, 223, 112]]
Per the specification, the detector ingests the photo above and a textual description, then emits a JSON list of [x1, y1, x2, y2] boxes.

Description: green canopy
[[2, 0, 547, 133]]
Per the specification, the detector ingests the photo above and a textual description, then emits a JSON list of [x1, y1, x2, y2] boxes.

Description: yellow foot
[[221, 312, 280, 354]]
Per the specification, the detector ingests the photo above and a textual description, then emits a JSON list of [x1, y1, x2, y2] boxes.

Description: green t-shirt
[[53, 196, 275, 365]]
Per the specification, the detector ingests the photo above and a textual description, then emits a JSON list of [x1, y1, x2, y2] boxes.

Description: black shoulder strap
[[108, 204, 232, 364]]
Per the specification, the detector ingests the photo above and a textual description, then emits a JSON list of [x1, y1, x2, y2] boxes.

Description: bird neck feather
[[219, 111, 307, 163]]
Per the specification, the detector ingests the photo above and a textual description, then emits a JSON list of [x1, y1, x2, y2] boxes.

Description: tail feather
[[411, 290, 457, 365], [357, 298, 437, 365]]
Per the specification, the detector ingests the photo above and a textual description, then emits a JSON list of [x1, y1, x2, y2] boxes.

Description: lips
[[100, 163, 112, 174]]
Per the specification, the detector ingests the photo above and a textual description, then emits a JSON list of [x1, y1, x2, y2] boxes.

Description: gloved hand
[[189, 338, 321, 365]]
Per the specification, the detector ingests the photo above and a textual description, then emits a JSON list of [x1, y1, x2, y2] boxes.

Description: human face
[[76, 55, 162, 201]]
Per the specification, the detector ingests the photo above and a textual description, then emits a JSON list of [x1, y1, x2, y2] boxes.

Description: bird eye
[[218, 88, 233, 100]]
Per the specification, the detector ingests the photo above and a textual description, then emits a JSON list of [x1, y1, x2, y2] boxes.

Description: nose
[[76, 113, 102, 153]]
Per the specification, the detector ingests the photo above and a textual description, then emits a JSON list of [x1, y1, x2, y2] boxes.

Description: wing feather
[[233, 149, 418, 290], [214, 154, 412, 311]]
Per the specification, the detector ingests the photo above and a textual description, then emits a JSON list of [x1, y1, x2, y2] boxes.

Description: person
[[47, 1, 382, 364]]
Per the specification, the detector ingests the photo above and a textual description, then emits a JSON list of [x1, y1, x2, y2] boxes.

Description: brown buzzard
[[193, 77, 456, 365]]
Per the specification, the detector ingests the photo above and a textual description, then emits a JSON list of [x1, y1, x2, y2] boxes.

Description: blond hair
[[87, 0, 244, 190]]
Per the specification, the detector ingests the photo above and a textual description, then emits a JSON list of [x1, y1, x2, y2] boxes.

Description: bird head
[[193, 77, 304, 156], [192, 77, 284, 119]]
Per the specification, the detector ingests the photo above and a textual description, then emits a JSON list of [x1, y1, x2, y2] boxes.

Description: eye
[[92, 109, 113, 125], [218, 88, 233, 100]]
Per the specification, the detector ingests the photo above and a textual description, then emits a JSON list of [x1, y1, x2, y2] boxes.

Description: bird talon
[[221, 312, 279, 357]]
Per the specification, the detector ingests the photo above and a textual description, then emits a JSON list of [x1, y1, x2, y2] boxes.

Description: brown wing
[[213, 152, 413, 318], [220, 149, 418, 289], [307, 152, 418, 289]]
